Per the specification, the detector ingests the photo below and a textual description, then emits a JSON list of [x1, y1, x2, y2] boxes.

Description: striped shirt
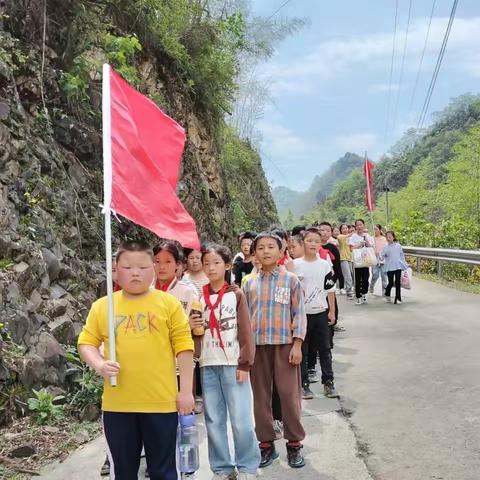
[[243, 267, 307, 345]]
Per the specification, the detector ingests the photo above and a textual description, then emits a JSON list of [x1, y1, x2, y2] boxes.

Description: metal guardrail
[[403, 246, 480, 275]]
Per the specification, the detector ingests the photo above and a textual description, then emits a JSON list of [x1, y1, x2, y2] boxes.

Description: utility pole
[[384, 184, 390, 228]]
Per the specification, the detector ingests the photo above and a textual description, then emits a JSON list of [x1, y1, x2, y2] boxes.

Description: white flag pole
[[102, 63, 117, 387], [365, 151, 375, 233]]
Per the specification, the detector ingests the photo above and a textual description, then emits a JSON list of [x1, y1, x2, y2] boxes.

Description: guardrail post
[[416, 257, 420, 272], [437, 260, 443, 277]]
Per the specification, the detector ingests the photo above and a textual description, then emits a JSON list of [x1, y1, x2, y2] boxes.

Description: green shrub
[[27, 389, 65, 425], [65, 346, 103, 409]]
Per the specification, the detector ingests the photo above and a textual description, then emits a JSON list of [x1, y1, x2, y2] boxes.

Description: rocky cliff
[[0, 1, 277, 423]]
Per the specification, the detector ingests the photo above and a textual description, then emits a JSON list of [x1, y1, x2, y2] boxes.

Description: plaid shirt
[[243, 267, 307, 345]]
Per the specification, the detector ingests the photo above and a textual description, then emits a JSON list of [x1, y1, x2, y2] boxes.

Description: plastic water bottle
[[178, 413, 199, 475]]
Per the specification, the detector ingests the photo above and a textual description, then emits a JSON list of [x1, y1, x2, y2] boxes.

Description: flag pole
[[102, 63, 117, 387], [365, 151, 375, 234]]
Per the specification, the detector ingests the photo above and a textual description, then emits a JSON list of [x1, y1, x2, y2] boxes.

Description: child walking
[[232, 232, 255, 286], [381, 231, 408, 304], [154, 241, 197, 313], [243, 232, 307, 469], [293, 228, 338, 399], [337, 224, 354, 298], [370, 224, 388, 295], [78, 241, 194, 480], [191, 244, 259, 480], [183, 248, 209, 298]]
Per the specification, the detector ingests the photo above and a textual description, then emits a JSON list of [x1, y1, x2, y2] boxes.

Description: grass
[[415, 272, 480, 294], [0, 259, 14, 270]]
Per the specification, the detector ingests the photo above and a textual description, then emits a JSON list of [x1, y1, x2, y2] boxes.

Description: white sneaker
[[340, 289, 346, 295], [335, 288, 341, 295], [355, 298, 362, 305], [395, 300, 402, 305], [385, 296, 392, 303], [362, 295, 367, 304]]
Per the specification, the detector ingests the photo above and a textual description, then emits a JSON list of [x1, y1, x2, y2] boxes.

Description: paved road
[[335, 277, 480, 480], [40, 276, 479, 479], [39, 391, 371, 480]]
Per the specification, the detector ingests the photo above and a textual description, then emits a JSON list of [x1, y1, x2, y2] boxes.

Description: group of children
[[77, 220, 406, 480]]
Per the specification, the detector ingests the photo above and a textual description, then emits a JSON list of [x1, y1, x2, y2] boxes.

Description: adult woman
[[349, 219, 374, 305], [370, 224, 388, 295], [381, 231, 408, 305]]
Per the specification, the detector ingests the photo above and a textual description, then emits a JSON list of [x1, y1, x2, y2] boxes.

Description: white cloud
[[260, 17, 480, 96], [335, 133, 378, 153], [258, 122, 307, 159]]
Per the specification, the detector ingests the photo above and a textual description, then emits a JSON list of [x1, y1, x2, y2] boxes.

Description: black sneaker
[[100, 456, 110, 476], [324, 380, 339, 398], [259, 442, 279, 468], [301, 386, 314, 399], [286, 442, 305, 468]]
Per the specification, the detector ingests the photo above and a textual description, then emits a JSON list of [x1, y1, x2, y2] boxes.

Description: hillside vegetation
[[273, 152, 364, 219], [299, 94, 480, 284], [0, 0, 284, 453]]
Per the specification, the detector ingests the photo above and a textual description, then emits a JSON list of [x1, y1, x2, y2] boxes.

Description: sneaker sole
[[302, 395, 314, 400], [288, 459, 306, 468], [259, 450, 279, 468], [325, 392, 340, 398]]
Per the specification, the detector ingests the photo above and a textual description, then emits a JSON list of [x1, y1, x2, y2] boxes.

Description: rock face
[[0, 1, 278, 403]]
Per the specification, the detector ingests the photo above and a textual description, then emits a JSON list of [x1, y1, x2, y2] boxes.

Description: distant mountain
[[272, 186, 301, 218], [273, 152, 364, 219]]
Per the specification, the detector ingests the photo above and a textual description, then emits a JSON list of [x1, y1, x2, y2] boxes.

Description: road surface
[[39, 276, 480, 479]]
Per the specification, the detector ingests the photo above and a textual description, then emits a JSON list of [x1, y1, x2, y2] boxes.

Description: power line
[[384, 0, 399, 144], [266, 0, 295, 21], [409, 0, 437, 113], [391, 0, 413, 140], [417, 0, 459, 130]]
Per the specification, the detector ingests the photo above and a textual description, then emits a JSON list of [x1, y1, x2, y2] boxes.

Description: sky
[[249, 0, 480, 191]]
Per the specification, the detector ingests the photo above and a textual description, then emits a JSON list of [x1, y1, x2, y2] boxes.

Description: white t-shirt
[[200, 290, 240, 368], [348, 232, 374, 249], [293, 257, 335, 314]]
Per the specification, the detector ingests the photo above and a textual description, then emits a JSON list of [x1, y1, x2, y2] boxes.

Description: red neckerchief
[[319, 246, 334, 262], [277, 252, 290, 266], [156, 277, 176, 292], [202, 282, 229, 353]]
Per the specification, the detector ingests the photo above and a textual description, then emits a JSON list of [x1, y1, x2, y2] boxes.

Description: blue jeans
[[371, 264, 388, 291], [200, 366, 260, 475]]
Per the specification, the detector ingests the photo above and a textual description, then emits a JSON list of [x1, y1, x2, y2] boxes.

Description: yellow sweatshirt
[[78, 290, 193, 413]]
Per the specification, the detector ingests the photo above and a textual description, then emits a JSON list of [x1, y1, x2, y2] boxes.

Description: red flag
[[106, 66, 200, 249], [363, 158, 375, 211]]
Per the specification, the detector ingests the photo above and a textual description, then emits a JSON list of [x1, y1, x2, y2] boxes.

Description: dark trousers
[[301, 312, 334, 386], [355, 267, 370, 298], [386, 269, 402, 303], [251, 344, 305, 442], [103, 411, 178, 480], [272, 382, 282, 421]]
